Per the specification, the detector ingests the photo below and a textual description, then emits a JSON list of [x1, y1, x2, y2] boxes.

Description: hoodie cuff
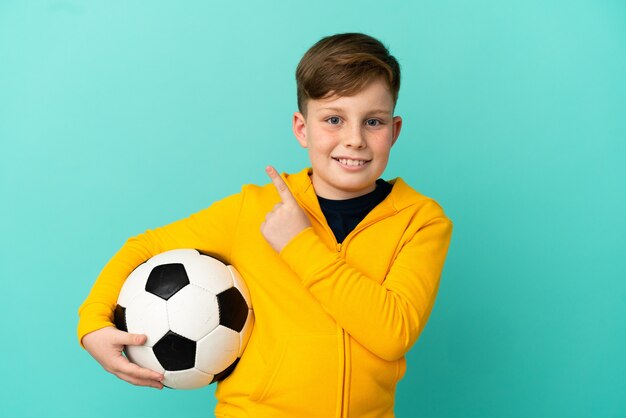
[[279, 227, 338, 286]]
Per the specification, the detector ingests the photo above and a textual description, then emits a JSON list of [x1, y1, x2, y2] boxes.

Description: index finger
[[266, 166, 296, 203]]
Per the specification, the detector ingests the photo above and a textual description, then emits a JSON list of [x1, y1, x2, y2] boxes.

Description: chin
[[337, 181, 377, 195]]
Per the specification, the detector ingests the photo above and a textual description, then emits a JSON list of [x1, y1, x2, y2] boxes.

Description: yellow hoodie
[[78, 168, 452, 418]]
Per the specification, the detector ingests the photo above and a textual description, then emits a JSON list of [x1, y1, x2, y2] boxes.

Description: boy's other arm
[[82, 327, 164, 389], [78, 193, 243, 387], [78, 192, 243, 346]]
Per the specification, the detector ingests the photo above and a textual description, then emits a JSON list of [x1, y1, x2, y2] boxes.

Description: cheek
[[309, 129, 338, 151], [371, 139, 393, 160], [370, 131, 393, 148]]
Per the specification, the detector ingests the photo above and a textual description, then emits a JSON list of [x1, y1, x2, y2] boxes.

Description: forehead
[[308, 78, 395, 115]]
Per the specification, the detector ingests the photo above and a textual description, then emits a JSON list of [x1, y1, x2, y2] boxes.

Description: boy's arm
[[77, 192, 243, 346], [280, 216, 452, 362], [262, 167, 452, 361]]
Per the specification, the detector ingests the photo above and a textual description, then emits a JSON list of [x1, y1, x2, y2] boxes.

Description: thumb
[[117, 331, 147, 346]]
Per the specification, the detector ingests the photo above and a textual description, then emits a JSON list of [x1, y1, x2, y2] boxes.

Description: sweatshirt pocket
[[250, 334, 338, 413]]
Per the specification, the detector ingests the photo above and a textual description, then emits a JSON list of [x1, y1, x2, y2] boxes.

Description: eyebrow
[[318, 107, 392, 116]]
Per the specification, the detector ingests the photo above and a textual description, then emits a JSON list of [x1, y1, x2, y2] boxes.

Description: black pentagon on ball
[[153, 331, 196, 371], [114, 305, 127, 332], [145, 263, 190, 300], [216, 287, 248, 332]]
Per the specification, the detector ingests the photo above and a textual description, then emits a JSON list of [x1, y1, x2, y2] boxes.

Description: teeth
[[338, 158, 366, 166]]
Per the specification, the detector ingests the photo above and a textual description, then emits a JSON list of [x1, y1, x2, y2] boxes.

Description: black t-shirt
[[317, 179, 393, 244]]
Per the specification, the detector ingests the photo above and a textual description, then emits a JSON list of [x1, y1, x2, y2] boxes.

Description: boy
[[78, 33, 452, 417]]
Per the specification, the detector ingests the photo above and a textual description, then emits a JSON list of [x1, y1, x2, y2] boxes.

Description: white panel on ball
[[238, 310, 255, 357], [125, 345, 165, 374], [196, 325, 240, 375], [165, 368, 213, 390], [125, 292, 169, 347], [167, 285, 220, 341], [184, 254, 233, 294], [118, 262, 152, 308]]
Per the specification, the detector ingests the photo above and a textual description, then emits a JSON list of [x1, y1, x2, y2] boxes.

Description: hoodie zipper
[[298, 197, 397, 418]]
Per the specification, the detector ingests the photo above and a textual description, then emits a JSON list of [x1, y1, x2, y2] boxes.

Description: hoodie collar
[[283, 167, 424, 216]]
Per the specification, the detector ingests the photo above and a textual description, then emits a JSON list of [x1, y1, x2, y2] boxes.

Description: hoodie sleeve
[[279, 201, 453, 361], [77, 192, 243, 347]]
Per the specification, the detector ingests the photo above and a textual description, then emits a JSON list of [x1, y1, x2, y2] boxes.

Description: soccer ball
[[113, 249, 254, 389]]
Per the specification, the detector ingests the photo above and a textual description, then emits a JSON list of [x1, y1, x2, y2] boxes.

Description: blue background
[[1, 1, 624, 417]]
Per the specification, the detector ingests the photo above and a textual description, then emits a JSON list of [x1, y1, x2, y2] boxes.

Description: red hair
[[296, 33, 401, 115]]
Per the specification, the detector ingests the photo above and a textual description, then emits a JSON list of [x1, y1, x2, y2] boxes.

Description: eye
[[326, 116, 341, 125], [366, 119, 381, 127]]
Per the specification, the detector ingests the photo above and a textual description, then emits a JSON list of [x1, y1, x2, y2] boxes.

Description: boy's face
[[293, 77, 402, 200]]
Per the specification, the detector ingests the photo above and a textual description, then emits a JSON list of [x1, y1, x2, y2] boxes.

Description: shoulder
[[387, 177, 452, 224]]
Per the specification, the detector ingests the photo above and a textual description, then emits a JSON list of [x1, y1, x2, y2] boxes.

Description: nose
[[342, 125, 366, 149]]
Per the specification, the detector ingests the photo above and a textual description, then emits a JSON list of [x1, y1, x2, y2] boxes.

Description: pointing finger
[[266, 166, 296, 204]]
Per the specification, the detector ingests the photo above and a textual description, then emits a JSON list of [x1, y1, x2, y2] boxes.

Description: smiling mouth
[[333, 157, 370, 167]]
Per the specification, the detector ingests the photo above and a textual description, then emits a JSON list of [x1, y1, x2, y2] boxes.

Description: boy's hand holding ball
[[82, 327, 164, 389], [261, 166, 311, 253]]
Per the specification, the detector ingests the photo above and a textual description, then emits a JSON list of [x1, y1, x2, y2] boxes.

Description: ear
[[391, 116, 402, 146], [292, 112, 308, 148]]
